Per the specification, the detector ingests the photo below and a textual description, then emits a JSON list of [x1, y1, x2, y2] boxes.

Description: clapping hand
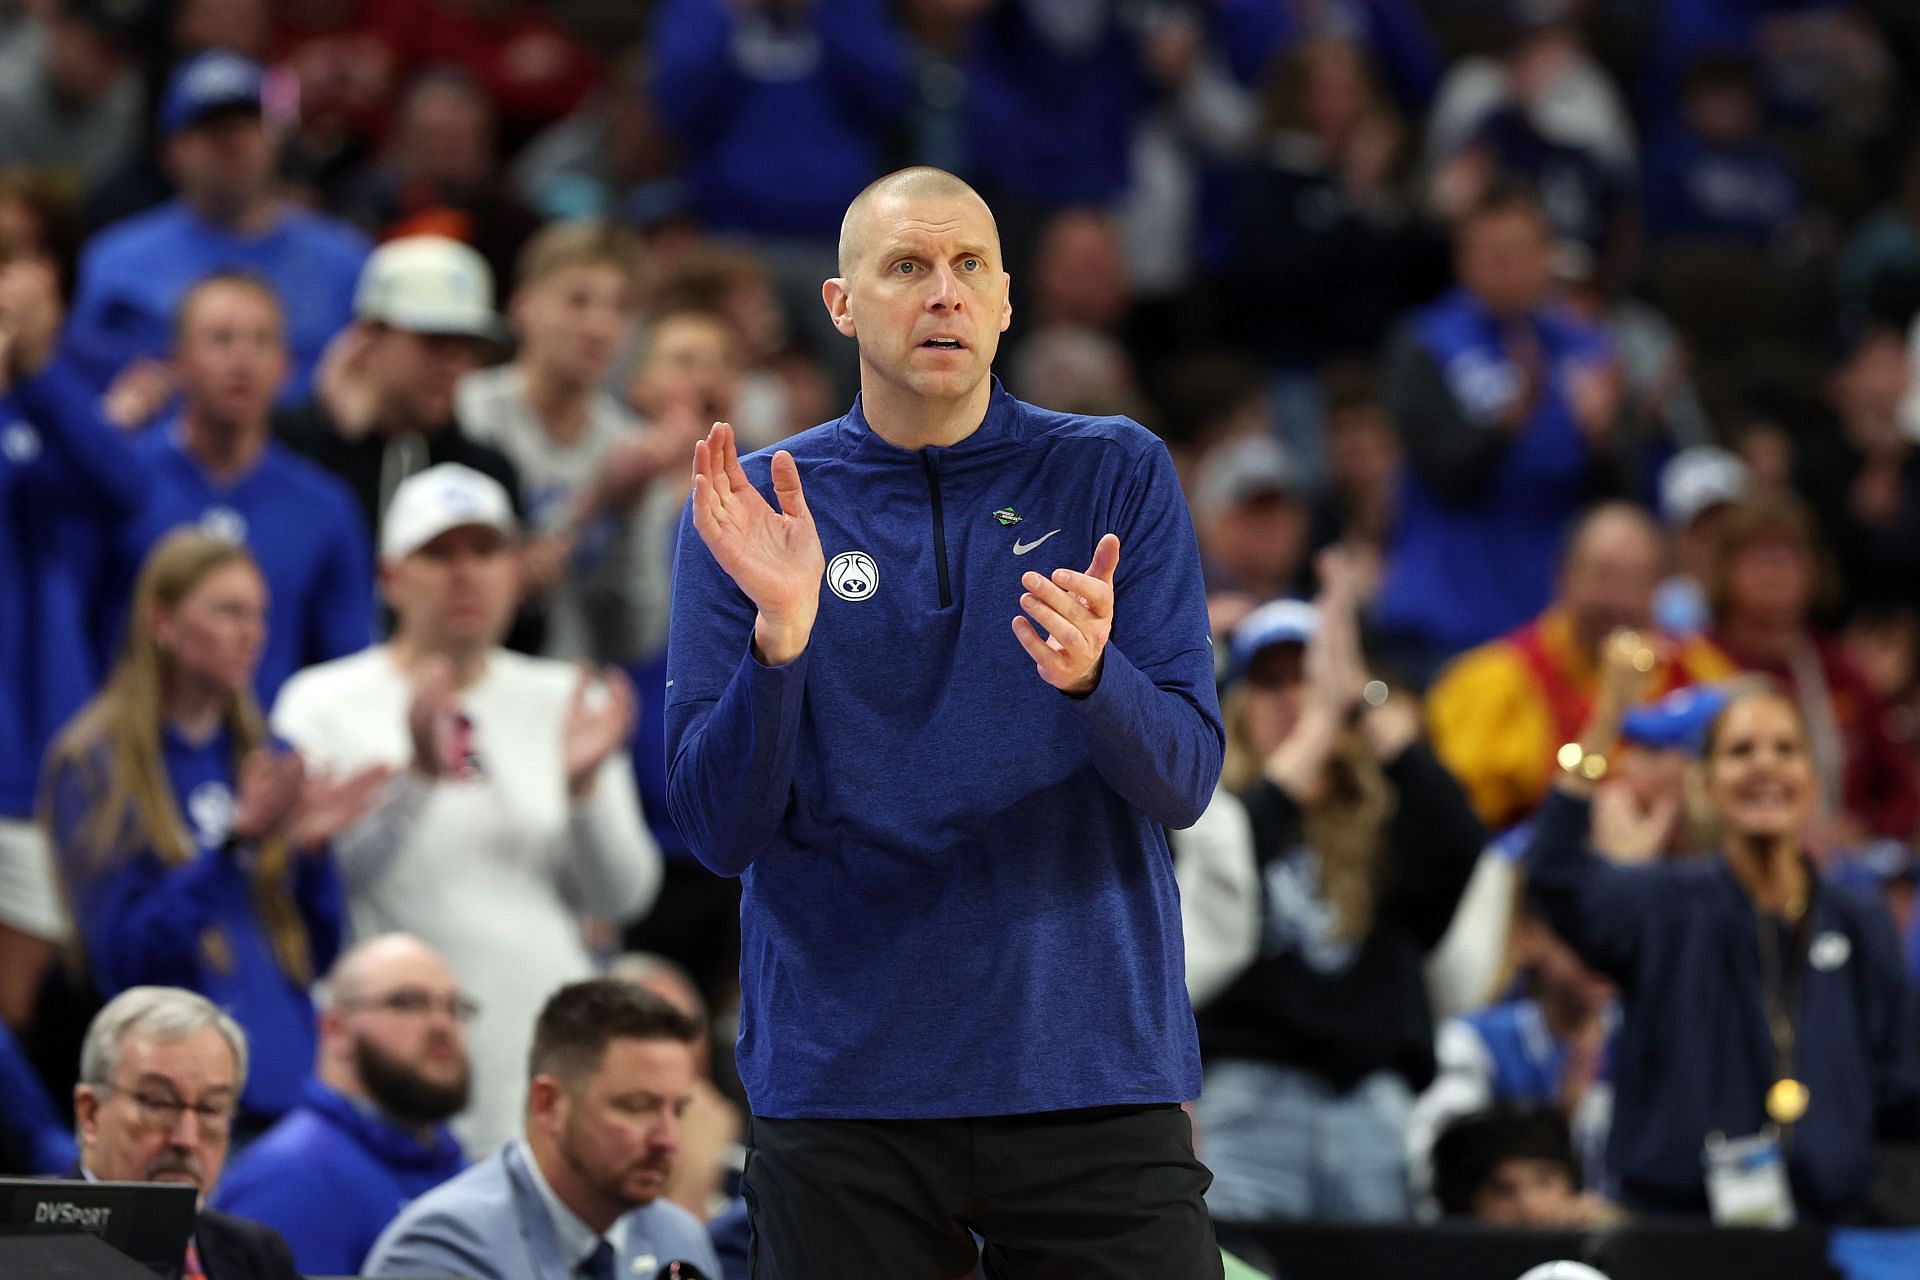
[[1013, 533, 1120, 697], [233, 750, 307, 845], [314, 325, 381, 440], [233, 750, 392, 853], [690, 421, 824, 666], [1302, 548, 1368, 719], [407, 657, 460, 779], [285, 764, 393, 853], [102, 358, 175, 431], [564, 665, 637, 799]]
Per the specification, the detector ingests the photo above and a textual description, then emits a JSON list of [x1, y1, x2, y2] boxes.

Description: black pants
[[741, 1104, 1222, 1279]]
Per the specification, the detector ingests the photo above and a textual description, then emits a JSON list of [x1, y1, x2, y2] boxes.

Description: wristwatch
[[1557, 741, 1608, 781]]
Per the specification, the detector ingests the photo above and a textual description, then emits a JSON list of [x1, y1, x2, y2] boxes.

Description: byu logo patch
[[827, 550, 878, 602], [1809, 931, 1850, 972], [200, 506, 248, 544], [2, 420, 40, 464]]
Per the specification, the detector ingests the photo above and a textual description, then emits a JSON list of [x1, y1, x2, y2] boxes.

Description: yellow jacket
[[1425, 608, 1738, 830]]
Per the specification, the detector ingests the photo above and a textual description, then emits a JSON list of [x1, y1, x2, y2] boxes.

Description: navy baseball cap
[[1228, 598, 1318, 682], [160, 51, 264, 140], [1619, 683, 1731, 754]]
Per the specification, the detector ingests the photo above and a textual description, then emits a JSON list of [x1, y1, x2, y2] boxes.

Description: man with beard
[[365, 979, 721, 1279], [212, 935, 472, 1276], [71, 986, 300, 1280]]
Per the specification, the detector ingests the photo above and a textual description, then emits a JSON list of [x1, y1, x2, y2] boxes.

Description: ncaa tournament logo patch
[[827, 551, 878, 602]]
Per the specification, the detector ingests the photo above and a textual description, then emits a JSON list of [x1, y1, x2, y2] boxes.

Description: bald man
[[1427, 502, 1738, 828], [213, 936, 471, 1276], [666, 167, 1225, 1275]]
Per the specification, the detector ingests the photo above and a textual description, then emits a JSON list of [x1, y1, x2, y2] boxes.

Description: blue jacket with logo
[[1376, 288, 1615, 659], [666, 382, 1222, 1119], [1528, 789, 1920, 1219], [214, 1080, 466, 1276], [46, 725, 342, 1119], [114, 420, 374, 706]]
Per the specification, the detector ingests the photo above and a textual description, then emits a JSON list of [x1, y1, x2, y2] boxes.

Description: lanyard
[[1755, 904, 1813, 1135]]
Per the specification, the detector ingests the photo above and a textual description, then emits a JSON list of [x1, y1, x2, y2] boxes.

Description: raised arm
[[1525, 629, 1671, 983], [0, 258, 144, 516], [665, 422, 825, 876]]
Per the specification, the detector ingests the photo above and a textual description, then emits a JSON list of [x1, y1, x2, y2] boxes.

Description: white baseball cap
[[1659, 445, 1750, 528], [354, 235, 505, 343], [381, 464, 517, 561], [1516, 1264, 1610, 1280]]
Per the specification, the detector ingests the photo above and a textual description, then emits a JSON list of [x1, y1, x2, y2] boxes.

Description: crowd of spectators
[[3, 0, 1920, 1275]]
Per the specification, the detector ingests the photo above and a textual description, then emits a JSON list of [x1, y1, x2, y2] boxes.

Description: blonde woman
[[43, 530, 387, 1132], [1195, 557, 1484, 1225], [1529, 633, 1920, 1221]]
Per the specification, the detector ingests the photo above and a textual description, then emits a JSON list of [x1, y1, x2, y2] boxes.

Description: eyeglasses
[[95, 1084, 236, 1137], [339, 989, 481, 1022]]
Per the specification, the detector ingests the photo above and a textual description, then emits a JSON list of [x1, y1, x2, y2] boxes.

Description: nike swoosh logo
[[1011, 529, 1062, 556]]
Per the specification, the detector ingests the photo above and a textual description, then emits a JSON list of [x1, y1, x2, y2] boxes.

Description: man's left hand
[[1012, 533, 1120, 697]]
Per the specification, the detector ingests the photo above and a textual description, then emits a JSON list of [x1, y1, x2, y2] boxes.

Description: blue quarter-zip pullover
[[666, 382, 1222, 1119]]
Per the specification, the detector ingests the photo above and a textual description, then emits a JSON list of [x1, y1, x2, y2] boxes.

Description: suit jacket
[[196, 1209, 302, 1280], [364, 1141, 721, 1280]]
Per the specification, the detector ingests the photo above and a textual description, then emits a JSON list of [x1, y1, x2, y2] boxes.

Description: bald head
[[837, 167, 999, 277], [327, 933, 456, 1006], [320, 933, 472, 1123], [1560, 502, 1666, 646]]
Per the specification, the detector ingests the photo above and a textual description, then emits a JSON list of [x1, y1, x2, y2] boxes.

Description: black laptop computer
[[0, 1176, 197, 1279]]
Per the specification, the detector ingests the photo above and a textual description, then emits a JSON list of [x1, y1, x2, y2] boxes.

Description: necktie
[[581, 1239, 617, 1280], [183, 1238, 207, 1279]]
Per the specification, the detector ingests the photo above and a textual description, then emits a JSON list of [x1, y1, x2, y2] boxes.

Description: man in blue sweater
[[63, 50, 368, 407], [215, 934, 470, 1276], [111, 273, 374, 702], [1374, 181, 1626, 679], [667, 167, 1224, 1275]]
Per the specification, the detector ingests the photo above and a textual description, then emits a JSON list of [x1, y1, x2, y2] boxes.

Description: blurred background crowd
[[4, 0, 1920, 1275]]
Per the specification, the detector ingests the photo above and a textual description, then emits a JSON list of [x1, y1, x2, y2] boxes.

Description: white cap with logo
[[381, 463, 517, 561], [354, 235, 504, 343]]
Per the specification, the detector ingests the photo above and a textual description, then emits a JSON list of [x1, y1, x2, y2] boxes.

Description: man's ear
[[527, 1073, 564, 1139], [1000, 272, 1012, 333], [74, 1084, 101, 1149], [822, 278, 856, 338]]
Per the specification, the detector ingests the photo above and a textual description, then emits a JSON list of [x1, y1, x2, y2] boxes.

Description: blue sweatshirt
[[961, 3, 1146, 209], [63, 199, 368, 404], [1528, 789, 1920, 1219], [649, 0, 911, 239], [1376, 289, 1614, 659], [0, 362, 146, 817], [666, 382, 1222, 1119], [214, 1079, 466, 1276], [110, 419, 374, 706], [47, 725, 344, 1119]]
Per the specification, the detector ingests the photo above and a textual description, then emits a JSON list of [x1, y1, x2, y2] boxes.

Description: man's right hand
[[407, 657, 459, 779], [690, 420, 824, 666]]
